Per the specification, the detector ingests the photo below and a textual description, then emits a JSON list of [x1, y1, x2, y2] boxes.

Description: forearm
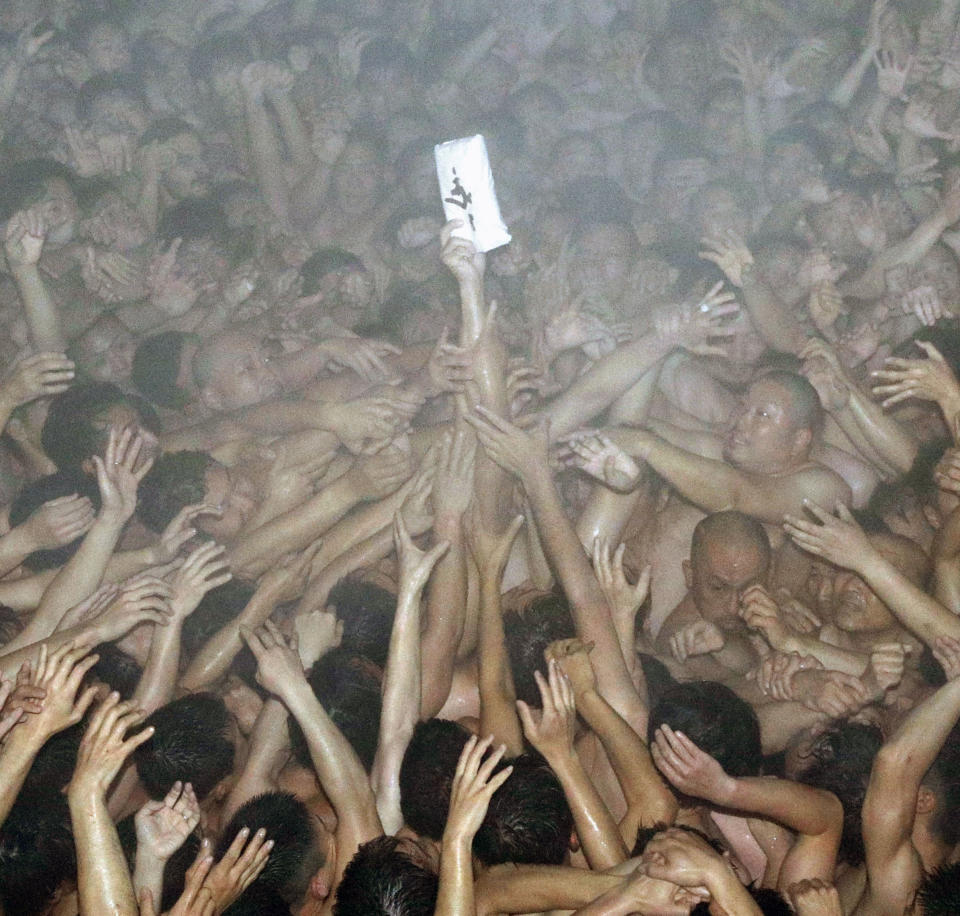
[[34, 515, 125, 632], [859, 551, 960, 645], [228, 476, 361, 578], [845, 388, 917, 475], [223, 699, 290, 825], [755, 701, 827, 755], [477, 572, 524, 755], [270, 94, 314, 173], [134, 622, 182, 714], [577, 690, 674, 828], [724, 778, 841, 840], [422, 525, 467, 718], [69, 792, 138, 916], [243, 93, 290, 223], [880, 676, 960, 775], [179, 592, 279, 691], [549, 751, 628, 870], [0, 738, 41, 826], [11, 264, 65, 351], [544, 333, 671, 439], [475, 865, 621, 916], [434, 835, 475, 916], [523, 470, 641, 723], [132, 850, 165, 909], [297, 525, 394, 612], [780, 633, 869, 676], [374, 586, 423, 834], [0, 525, 39, 577], [0, 620, 103, 681], [830, 44, 879, 108], [741, 265, 807, 354]]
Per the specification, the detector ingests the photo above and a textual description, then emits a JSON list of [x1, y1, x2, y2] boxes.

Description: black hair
[[919, 862, 960, 915], [40, 382, 159, 470], [692, 887, 792, 915], [76, 72, 145, 121], [333, 836, 438, 916], [139, 117, 195, 148], [631, 822, 723, 858], [924, 730, 960, 846], [328, 579, 397, 669], [136, 450, 215, 533], [0, 788, 76, 916], [0, 604, 22, 648], [23, 724, 83, 794], [132, 332, 191, 409], [797, 722, 883, 865], [222, 888, 292, 915], [8, 468, 101, 571], [300, 248, 366, 296], [399, 719, 472, 840], [503, 594, 576, 707], [358, 39, 418, 81], [133, 693, 235, 800], [158, 196, 228, 243], [648, 682, 762, 779], [288, 647, 381, 773], [637, 653, 678, 711], [0, 158, 77, 221], [473, 754, 573, 866], [182, 580, 254, 659], [218, 793, 318, 905], [88, 642, 142, 698]]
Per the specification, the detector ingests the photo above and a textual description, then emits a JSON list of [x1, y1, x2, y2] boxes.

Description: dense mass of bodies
[[7, 0, 960, 913]]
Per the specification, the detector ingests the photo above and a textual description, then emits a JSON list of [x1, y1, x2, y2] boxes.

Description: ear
[[917, 785, 937, 815], [81, 457, 96, 476], [568, 828, 580, 853], [682, 559, 693, 590]]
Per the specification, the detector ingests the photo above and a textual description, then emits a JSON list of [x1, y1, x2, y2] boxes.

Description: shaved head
[[691, 510, 771, 570]]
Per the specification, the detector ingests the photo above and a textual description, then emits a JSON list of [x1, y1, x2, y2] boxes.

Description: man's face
[[161, 133, 211, 199], [689, 538, 767, 630], [41, 178, 80, 247], [832, 571, 895, 633], [202, 334, 282, 411], [87, 23, 132, 73], [723, 379, 806, 472], [198, 463, 258, 541], [569, 226, 635, 309], [765, 142, 826, 205], [331, 142, 385, 215], [804, 559, 837, 622], [91, 404, 160, 464], [76, 317, 136, 384], [318, 268, 377, 330]]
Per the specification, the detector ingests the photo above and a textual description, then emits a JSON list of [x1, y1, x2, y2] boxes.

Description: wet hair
[[503, 594, 576, 707], [300, 248, 366, 296], [399, 719, 472, 840], [358, 38, 419, 82], [0, 604, 22, 648], [136, 450, 215, 533], [648, 682, 762, 779], [0, 788, 76, 916], [334, 836, 438, 916], [40, 382, 159, 470], [692, 887, 791, 915], [8, 468, 101, 571], [328, 579, 397, 668], [23, 724, 83, 794], [218, 793, 318, 905], [473, 754, 573, 866], [133, 693, 235, 800], [918, 862, 960, 915], [76, 72, 145, 121], [797, 722, 883, 865], [182, 580, 254, 659], [924, 731, 960, 846], [222, 888, 292, 915], [139, 117, 195, 148], [132, 332, 192, 409], [288, 647, 382, 772], [638, 653, 677, 711], [89, 642, 142, 698], [631, 822, 723, 858], [0, 158, 77, 221], [690, 510, 771, 572], [158, 196, 228, 243]]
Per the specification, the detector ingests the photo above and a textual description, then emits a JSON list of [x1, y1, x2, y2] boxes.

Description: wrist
[[433, 511, 464, 537]]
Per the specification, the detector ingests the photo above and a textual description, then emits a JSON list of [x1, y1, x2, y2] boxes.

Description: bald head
[[193, 331, 281, 411], [757, 370, 824, 439], [688, 511, 771, 628]]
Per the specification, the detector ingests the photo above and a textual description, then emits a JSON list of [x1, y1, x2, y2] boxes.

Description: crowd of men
[[3, 0, 960, 913]]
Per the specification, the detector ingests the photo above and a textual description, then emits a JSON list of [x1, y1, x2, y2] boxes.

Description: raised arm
[[372, 515, 448, 834], [465, 408, 646, 731]]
